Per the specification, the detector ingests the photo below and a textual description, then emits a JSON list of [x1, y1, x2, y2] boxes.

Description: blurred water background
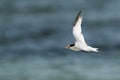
[[0, 0, 120, 80]]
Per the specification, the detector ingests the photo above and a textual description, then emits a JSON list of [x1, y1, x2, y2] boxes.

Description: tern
[[65, 11, 98, 52]]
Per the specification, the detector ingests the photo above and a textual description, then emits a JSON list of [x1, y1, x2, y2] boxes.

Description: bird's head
[[65, 44, 75, 49], [65, 44, 80, 51]]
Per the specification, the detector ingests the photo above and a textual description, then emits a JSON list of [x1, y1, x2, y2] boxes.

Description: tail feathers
[[94, 48, 99, 52], [87, 46, 99, 52]]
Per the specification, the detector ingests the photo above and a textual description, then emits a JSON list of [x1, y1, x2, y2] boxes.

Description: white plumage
[[66, 11, 98, 52]]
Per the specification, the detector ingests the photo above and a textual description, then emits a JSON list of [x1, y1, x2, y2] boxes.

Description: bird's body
[[66, 11, 98, 52]]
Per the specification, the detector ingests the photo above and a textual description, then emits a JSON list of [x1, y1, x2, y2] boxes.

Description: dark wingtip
[[77, 11, 82, 17], [73, 11, 82, 26], [78, 11, 82, 15]]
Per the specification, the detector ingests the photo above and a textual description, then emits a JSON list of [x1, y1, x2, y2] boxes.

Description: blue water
[[0, 0, 120, 80]]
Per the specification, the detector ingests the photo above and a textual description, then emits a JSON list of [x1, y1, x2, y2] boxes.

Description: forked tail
[[87, 46, 99, 52]]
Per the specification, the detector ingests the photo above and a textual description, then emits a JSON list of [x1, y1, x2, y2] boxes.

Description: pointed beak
[[65, 46, 69, 49]]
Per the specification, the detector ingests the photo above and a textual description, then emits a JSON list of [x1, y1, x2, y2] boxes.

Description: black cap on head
[[70, 44, 75, 47]]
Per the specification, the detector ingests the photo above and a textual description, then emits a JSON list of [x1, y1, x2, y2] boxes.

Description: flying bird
[[65, 11, 98, 52]]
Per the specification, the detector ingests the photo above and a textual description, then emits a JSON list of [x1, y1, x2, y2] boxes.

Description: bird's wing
[[73, 11, 87, 46]]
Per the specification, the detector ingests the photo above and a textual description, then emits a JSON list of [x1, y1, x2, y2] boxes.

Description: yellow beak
[[65, 46, 69, 49]]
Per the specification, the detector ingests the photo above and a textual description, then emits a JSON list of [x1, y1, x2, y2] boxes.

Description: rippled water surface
[[0, 0, 120, 80]]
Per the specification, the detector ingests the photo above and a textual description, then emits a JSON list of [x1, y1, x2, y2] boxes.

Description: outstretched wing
[[73, 11, 87, 46]]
